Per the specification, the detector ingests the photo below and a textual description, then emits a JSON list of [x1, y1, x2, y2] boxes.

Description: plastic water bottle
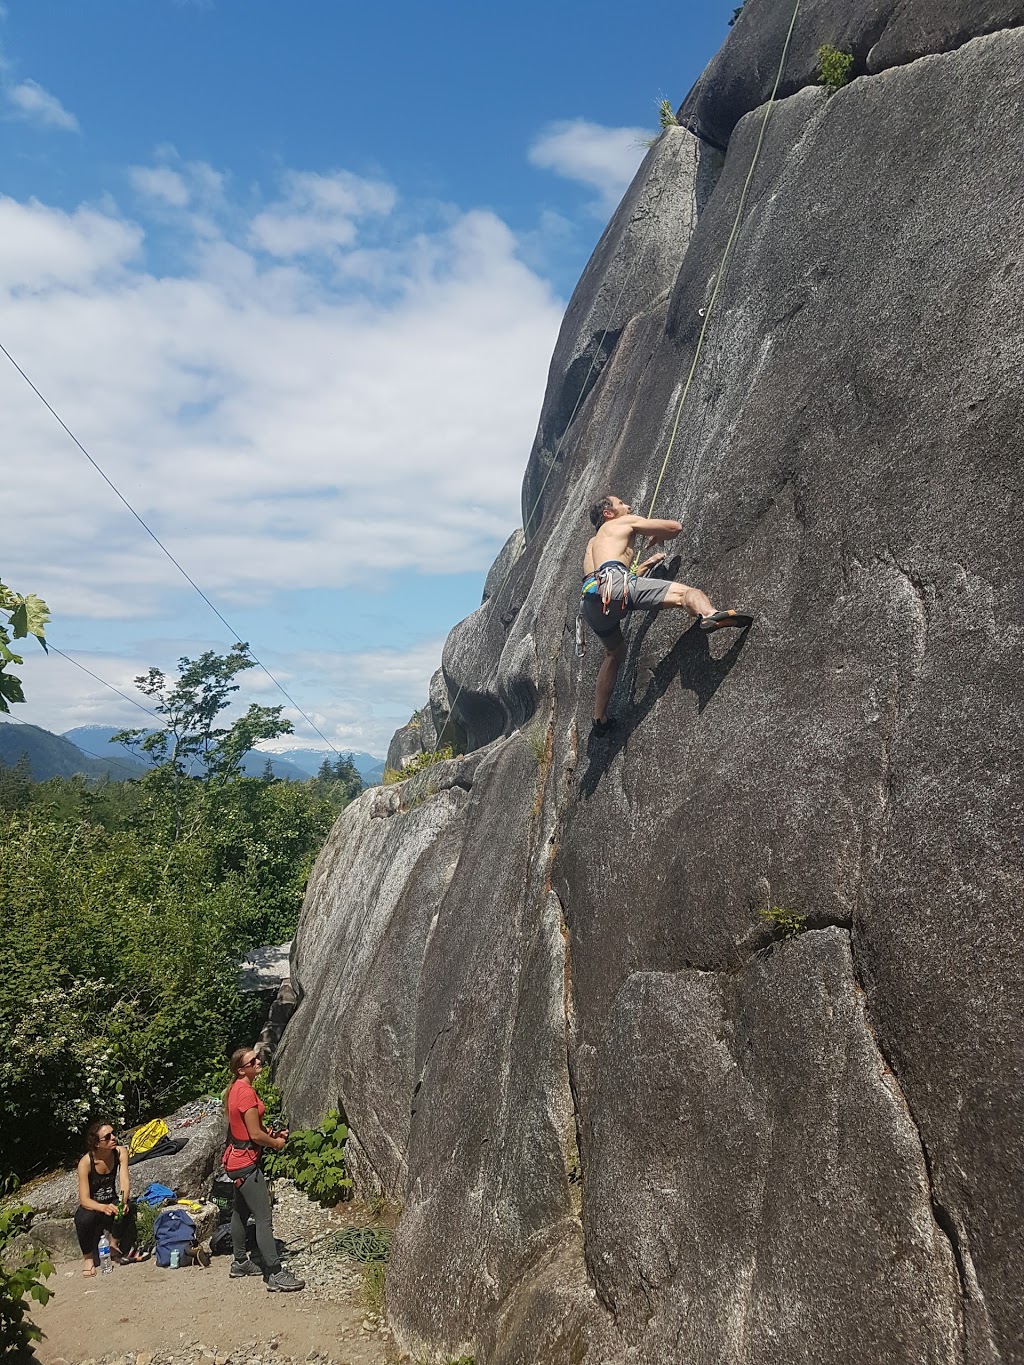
[[169, 1249, 180, 1269], [98, 1232, 113, 1274]]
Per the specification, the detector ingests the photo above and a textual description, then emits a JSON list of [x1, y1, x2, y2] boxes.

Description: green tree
[[113, 643, 293, 832], [310, 754, 362, 810], [0, 754, 33, 814], [0, 649, 365, 1186], [0, 580, 49, 712]]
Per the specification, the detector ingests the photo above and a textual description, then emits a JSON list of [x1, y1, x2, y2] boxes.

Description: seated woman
[[223, 1048, 304, 1291], [74, 1119, 139, 1276]]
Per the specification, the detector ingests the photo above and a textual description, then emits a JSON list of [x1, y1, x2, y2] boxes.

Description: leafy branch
[[0, 581, 49, 713], [0, 1204, 55, 1355]]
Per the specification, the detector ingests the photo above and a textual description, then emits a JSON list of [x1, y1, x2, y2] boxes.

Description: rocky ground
[[33, 1182, 403, 1365]]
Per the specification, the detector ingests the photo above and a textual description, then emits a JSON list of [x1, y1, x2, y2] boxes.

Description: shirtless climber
[[581, 494, 752, 737]]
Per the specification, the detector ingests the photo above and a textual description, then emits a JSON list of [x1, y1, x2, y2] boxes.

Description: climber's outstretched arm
[[625, 516, 682, 540]]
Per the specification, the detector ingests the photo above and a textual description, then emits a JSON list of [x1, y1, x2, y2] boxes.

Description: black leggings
[[74, 1204, 138, 1262], [230, 1167, 280, 1273]]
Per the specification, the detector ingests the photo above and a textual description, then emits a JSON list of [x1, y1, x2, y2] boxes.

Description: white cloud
[[130, 166, 190, 207], [0, 196, 141, 290], [0, 163, 562, 614], [0, 162, 563, 748], [249, 169, 396, 257], [529, 118, 648, 213], [11, 636, 449, 758], [7, 78, 79, 132], [10, 649, 159, 736]]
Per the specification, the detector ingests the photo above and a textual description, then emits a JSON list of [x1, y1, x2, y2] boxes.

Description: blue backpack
[[154, 1206, 197, 1268]]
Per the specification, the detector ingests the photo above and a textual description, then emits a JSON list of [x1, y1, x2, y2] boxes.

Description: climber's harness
[[223, 1135, 261, 1187], [577, 560, 634, 656]]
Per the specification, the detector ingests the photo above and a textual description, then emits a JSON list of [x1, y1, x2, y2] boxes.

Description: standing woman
[[222, 1047, 304, 1292], [75, 1120, 138, 1276]]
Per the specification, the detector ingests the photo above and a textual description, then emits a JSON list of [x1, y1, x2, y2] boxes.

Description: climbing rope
[[329, 1225, 392, 1263], [645, 0, 803, 518], [435, 0, 803, 753], [428, 131, 695, 757]]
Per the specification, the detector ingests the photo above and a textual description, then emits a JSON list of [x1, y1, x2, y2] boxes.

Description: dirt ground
[[31, 1182, 404, 1365], [34, 1259, 393, 1365]]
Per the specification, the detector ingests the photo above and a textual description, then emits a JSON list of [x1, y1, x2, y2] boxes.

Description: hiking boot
[[265, 1267, 305, 1292], [229, 1257, 263, 1277]]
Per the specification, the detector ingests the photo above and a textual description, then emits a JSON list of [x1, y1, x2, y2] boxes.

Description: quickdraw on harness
[[576, 561, 634, 658]]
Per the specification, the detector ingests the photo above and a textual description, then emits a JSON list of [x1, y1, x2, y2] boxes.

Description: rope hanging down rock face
[[435, 0, 803, 758], [429, 136, 694, 756], [645, 0, 804, 519]]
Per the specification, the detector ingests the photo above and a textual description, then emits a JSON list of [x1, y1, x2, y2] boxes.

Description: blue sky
[[2, 0, 736, 756]]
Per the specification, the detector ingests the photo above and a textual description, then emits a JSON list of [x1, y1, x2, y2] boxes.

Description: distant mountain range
[[0, 721, 148, 782], [258, 745, 386, 786], [0, 720, 384, 786]]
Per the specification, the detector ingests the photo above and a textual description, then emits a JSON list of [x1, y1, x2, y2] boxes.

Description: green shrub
[[382, 745, 455, 786], [0, 1204, 54, 1357], [0, 762, 343, 1185], [658, 99, 678, 131], [729, 3, 745, 25], [135, 1202, 156, 1254], [264, 1111, 351, 1205], [253, 1069, 283, 1124], [758, 905, 808, 940], [818, 44, 853, 90]]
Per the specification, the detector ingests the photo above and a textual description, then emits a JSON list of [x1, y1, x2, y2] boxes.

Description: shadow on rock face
[[578, 612, 750, 800]]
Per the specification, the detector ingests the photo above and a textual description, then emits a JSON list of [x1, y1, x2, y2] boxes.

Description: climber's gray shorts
[[580, 563, 673, 648]]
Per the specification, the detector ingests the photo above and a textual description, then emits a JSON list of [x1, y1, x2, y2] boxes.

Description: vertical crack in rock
[[847, 933, 999, 1364], [410, 1021, 454, 1119], [553, 887, 585, 1210]]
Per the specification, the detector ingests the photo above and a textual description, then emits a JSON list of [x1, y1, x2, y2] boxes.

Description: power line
[[0, 340, 342, 756], [50, 646, 161, 721]]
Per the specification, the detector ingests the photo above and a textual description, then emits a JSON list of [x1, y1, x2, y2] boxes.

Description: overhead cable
[[0, 340, 341, 756]]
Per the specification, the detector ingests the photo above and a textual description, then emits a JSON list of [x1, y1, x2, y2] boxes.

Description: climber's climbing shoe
[[699, 610, 753, 633]]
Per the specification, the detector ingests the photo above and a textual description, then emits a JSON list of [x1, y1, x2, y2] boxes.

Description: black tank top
[[88, 1150, 120, 1204]]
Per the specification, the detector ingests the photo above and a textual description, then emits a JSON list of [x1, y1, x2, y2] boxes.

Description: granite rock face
[[521, 127, 722, 536], [279, 9, 1024, 1363], [384, 670, 463, 771], [384, 710, 432, 773], [678, 0, 1024, 147]]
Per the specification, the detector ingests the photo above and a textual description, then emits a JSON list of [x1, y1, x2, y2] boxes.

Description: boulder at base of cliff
[[20, 1099, 225, 1221]]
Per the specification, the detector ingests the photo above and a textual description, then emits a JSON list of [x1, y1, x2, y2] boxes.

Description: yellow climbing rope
[[433, 0, 804, 754], [645, 0, 803, 519]]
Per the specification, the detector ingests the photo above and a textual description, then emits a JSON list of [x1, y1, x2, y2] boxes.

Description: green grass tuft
[[818, 44, 853, 91], [382, 745, 455, 786], [758, 905, 808, 941]]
